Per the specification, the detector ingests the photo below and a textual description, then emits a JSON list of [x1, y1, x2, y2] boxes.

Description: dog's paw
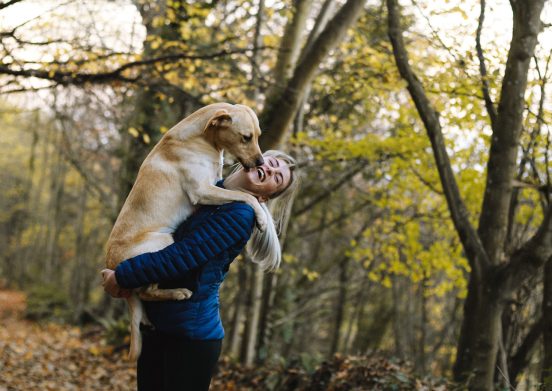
[[175, 289, 193, 300]]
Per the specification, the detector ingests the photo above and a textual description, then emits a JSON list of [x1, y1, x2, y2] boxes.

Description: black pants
[[137, 326, 222, 391]]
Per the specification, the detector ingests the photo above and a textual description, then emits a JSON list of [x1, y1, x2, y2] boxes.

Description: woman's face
[[226, 156, 291, 202]]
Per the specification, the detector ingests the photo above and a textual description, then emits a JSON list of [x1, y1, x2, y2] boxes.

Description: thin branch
[[0, 0, 23, 10], [411, 0, 459, 63], [410, 165, 443, 195], [294, 161, 366, 217], [0, 47, 270, 86], [476, 0, 498, 126]]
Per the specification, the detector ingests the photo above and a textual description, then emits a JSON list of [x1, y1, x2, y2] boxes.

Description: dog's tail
[[127, 294, 143, 362]]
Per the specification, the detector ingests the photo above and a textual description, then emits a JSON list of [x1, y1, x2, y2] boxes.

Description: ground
[[0, 290, 448, 390]]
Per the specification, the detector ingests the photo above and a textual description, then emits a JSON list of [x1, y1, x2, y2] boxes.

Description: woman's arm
[[114, 203, 255, 289]]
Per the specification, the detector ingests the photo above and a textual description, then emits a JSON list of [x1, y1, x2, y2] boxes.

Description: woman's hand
[[101, 269, 132, 298]]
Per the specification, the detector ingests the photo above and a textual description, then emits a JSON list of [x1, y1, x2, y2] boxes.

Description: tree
[[386, 0, 551, 389]]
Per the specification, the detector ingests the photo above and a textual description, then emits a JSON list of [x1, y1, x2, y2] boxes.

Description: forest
[[0, 0, 551, 390]]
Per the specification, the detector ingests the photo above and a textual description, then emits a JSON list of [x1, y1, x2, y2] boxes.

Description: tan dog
[[103, 103, 267, 361]]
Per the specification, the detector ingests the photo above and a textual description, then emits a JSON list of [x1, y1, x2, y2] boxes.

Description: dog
[[103, 103, 267, 361]]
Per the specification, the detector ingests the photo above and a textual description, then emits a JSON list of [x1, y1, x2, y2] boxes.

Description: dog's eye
[[242, 135, 252, 143]]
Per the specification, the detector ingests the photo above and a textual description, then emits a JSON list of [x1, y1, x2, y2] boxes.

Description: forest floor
[[0, 289, 449, 390]]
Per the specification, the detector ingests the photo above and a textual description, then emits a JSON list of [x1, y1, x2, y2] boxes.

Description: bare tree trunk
[[249, 0, 265, 102], [69, 183, 89, 323], [543, 258, 552, 386], [256, 272, 278, 363], [229, 260, 248, 358], [292, 0, 335, 137], [260, 0, 366, 149], [264, 0, 313, 102], [239, 258, 265, 366], [392, 276, 406, 360], [330, 257, 348, 356], [243, 262, 264, 365], [343, 272, 368, 354], [417, 277, 427, 375], [44, 133, 67, 284]]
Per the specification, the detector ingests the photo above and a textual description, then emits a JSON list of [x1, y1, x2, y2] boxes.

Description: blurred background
[[0, 0, 551, 390]]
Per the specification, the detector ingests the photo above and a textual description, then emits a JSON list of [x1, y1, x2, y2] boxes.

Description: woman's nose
[[264, 165, 273, 176]]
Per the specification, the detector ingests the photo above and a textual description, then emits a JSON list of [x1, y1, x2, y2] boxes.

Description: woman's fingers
[[101, 269, 126, 298]]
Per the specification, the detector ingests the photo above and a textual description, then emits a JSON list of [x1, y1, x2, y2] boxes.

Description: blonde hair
[[228, 150, 301, 271]]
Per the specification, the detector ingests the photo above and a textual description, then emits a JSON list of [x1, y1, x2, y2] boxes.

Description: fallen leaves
[[0, 290, 450, 390], [0, 318, 136, 391], [0, 290, 135, 390]]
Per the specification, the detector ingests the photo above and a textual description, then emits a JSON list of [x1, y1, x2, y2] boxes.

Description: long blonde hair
[[228, 150, 301, 271]]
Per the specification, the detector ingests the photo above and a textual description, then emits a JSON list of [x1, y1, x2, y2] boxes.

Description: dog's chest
[[170, 202, 196, 231]]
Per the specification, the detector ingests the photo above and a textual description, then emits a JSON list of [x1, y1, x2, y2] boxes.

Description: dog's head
[[203, 105, 264, 169]]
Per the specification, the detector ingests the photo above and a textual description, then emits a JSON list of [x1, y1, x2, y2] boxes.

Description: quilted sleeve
[[114, 203, 255, 289]]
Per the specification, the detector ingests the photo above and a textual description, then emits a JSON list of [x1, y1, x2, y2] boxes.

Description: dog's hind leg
[[138, 284, 193, 301]]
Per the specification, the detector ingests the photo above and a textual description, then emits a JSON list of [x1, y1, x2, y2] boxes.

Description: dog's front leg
[[188, 185, 267, 231]]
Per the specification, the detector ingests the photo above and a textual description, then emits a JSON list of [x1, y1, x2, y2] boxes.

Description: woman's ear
[[257, 195, 269, 203]]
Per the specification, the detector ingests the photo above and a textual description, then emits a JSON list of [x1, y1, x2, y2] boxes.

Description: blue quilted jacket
[[114, 199, 255, 340]]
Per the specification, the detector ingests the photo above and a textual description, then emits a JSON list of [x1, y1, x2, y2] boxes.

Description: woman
[[102, 150, 300, 391]]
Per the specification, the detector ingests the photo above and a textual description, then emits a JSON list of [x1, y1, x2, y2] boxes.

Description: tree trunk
[[228, 260, 249, 359], [260, 0, 366, 149], [508, 316, 543, 387], [386, 0, 547, 388], [44, 135, 67, 284], [417, 277, 427, 374], [392, 276, 406, 360], [256, 272, 278, 363], [543, 258, 552, 387], [264, 0, 313, 102], [243, 263, 264, 365], [69, 183, 89, 323], [330, 257, 348, 356]]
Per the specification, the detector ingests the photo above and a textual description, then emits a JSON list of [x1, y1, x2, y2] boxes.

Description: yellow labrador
[[103, 103, 267, 361]]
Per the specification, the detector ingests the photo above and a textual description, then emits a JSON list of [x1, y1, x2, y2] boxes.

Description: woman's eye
[[269, 159, 275, 167], [242, 135, 252, 143]]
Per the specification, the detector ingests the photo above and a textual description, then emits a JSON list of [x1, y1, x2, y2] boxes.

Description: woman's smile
[[224, 156, 291, 202], [257, 167, 266, 182]]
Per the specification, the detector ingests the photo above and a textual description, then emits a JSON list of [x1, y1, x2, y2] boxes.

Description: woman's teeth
[[257, 167, 265, 181]]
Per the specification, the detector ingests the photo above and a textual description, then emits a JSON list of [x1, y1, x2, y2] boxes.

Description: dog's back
[[105, 134, 220, 269]]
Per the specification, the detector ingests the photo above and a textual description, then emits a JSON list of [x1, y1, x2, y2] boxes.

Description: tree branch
[[508, 317, 544, 384], [386, 0, 490, 279], [294, 161, 365, 217], [0, 47, 269, 86], [476, 0, 498, 126], [0, 0, 23, 10], [501, 204, 552, 295]]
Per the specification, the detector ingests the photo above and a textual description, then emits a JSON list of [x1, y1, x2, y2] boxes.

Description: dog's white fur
[[103, 103, 267, 362]]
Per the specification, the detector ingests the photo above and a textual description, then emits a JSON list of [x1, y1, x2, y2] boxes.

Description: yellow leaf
[[128, 127, 139, 138]]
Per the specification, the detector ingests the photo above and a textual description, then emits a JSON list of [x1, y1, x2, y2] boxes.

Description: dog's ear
[[205, 110, 232, 132]]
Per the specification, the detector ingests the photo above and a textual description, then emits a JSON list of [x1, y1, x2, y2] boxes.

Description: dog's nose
[[255, 156, 264, 166]]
